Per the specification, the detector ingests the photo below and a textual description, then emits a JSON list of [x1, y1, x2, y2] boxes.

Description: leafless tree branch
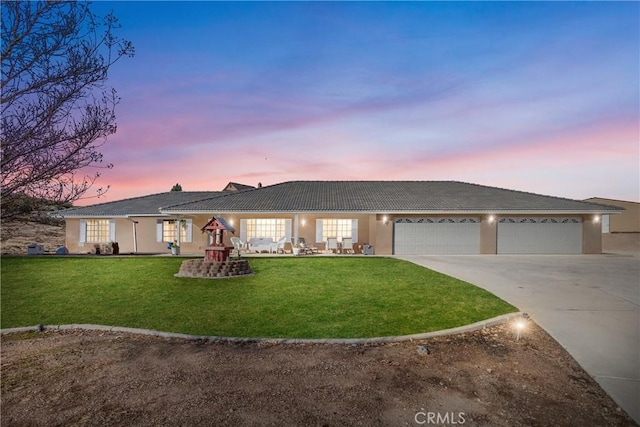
[[1, 1, 134, 219]]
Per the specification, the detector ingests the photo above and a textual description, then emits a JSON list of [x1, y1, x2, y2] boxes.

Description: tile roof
[[60, 192, 222, 217], [159, 181, 623, 214], [585, 197, 639, 206]]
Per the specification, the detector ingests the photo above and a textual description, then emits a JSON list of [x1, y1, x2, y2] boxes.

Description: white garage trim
[[497, 217, 582, 254], [394, 217, 481, 255]]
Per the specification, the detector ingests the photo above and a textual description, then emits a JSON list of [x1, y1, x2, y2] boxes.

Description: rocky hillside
[[1, 220, 65, 255]]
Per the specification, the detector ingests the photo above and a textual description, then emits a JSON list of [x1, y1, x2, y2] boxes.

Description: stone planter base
[[175, 259, 253, 279]]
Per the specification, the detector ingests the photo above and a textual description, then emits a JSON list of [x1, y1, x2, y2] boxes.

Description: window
[[80, 219, 114, 244], [317, 219, 358, 243], [86, 219, 110, 242], [162, 220, 188, 242], [244, 219, 289, 241], [156, 219, 192, 243]]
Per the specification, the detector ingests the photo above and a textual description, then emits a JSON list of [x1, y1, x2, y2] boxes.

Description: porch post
[[175, 215, 181, 247], [132, 220, 138, 253], [294, 213, 299, 244]]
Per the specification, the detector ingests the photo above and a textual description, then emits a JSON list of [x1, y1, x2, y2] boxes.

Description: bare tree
[[1, 1, 134, 219]]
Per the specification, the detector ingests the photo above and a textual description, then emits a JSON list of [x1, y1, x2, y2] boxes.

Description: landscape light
[[514, 319, 526, 341]]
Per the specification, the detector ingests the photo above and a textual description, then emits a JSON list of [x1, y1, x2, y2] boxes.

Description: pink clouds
[[380, 118, 639, 199], [73, 111, 638, 207]]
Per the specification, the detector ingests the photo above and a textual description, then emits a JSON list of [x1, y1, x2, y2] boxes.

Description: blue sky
[[83, 1, 639, 204]]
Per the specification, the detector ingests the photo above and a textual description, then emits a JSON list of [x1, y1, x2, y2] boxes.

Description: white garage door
[[394, 217, 481, 255], [497, 217, 582, 254]]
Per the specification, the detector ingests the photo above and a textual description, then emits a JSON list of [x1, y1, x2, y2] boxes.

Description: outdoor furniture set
[[230, 236, 355, 255]]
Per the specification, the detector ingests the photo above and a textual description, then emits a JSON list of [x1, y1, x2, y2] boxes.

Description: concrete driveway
[[399, 253, 640, 423]]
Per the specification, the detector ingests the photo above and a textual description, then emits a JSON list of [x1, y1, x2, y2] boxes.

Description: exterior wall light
[[488, 215, 495, 224], [301, 219, 306, 227], [594, 215, 600, 224], [383, 215, 389, 225]]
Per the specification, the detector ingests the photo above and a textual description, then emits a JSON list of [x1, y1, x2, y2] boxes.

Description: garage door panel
[[497, 218, 582, 254], [394, 218, 480, 255]]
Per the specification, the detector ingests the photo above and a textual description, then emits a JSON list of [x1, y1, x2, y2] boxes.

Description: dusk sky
[[82, 1, 639, 205]]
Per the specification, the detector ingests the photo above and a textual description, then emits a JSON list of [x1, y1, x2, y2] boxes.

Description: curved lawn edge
[[0, 312, 523, 344]]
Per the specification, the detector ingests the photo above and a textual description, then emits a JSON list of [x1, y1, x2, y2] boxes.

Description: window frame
[[80, 218, 115, 244], [86, 219, 111, 243], [316, 219, 358, 243], [240, 218, 291, 242], [162, 220, 187, 243], [156, 219, 193, 243]]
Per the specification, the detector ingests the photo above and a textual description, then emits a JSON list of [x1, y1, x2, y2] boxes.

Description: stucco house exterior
[[584, 198, 639, 233], [60, 181, 623, 255]]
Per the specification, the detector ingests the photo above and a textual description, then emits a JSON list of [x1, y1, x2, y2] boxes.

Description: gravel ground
[[1, 322, 635, 426]]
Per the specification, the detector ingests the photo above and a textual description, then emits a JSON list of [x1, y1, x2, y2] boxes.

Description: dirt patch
[[1, 323, 635, 426]]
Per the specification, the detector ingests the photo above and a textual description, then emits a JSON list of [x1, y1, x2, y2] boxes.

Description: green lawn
[[0, 257, 517, 339]]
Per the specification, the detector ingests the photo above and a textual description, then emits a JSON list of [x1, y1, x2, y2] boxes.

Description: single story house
[[584, 198, 639, 233], [60, 180, 623, 255]]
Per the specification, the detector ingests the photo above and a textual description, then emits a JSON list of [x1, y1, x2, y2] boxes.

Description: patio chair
[[327, 237, 339, 254], [230, 237, 245, 257], [341, 237, 354, 254], [298, 237, 318, 254], [272, 237, 287, 254]]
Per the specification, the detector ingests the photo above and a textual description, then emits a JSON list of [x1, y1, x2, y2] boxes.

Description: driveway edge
[[0, 312, 522, 344]]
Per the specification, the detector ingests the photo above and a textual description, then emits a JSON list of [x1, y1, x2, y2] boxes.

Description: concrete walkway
[[399, 253, 640, 423]]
